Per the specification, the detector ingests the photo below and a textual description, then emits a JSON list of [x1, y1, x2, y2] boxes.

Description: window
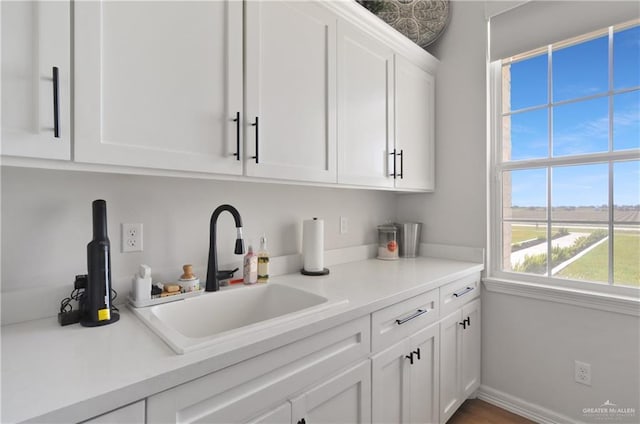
[[491, 20, 640, 292]]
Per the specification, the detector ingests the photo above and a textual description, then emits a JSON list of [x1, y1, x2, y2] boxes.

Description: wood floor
[[447, 399, 535, 424]]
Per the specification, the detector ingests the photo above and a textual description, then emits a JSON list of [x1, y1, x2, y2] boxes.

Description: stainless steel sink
[[131, 284, 346, 354]]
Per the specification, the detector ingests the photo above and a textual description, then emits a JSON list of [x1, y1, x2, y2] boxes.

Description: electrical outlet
[[340, 216, 348, 234], [121, 223, 143, 253], [575, 360, 592, 386]]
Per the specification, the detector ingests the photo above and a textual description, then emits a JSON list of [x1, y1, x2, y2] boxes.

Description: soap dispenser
[[257, 235, 269, 283], [243, 244, 258, 285]]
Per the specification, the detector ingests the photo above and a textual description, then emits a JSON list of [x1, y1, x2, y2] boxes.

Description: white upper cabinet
[[394, 55, 435, 191], [1, 1, 71, 160], [6, 0, 437, 191], [74, 0, 243, 175], [245, 0, 337, 183], [337, 21, 394, 188]]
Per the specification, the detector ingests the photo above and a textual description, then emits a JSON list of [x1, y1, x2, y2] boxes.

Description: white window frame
[[487, 21, 640, 299]]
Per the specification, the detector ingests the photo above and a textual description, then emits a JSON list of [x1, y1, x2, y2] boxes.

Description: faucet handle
[[181, 264, 195, 280]]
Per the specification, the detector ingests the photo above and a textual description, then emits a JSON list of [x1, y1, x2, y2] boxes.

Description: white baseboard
[[478, 385, 580, 424]]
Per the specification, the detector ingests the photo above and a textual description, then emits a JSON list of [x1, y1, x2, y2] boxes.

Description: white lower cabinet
[[80, 400, 145, 424], [291, 361, 371, 424], [142, 275, 482, 424], [439, 298, 481, 423], [372, 323, 439, 424], [146, 317, 369, 423]]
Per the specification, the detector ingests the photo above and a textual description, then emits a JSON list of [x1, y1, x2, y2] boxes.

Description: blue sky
[[506, 25, 640, 208]]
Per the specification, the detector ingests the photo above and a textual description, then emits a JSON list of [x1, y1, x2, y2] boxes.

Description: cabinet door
[[246, 403, 292, 424], [74, 1, 243, 174], [292, 361, 371, 424], [394, 55, 435, 191], [371, 339, 411, 423], [409, 324, 440, 424], [245, 1, 337, 183], [439, 309, 463, 423], [461, 299, 481, 398], [1, 0, 70, 160], [337, 21, 394, 188]]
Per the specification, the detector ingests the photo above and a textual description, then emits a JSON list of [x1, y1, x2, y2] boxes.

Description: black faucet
[[206, 204, 245, 291]]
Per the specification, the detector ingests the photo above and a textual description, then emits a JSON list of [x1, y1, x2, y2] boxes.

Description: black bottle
[[80, 199, 119, 327]]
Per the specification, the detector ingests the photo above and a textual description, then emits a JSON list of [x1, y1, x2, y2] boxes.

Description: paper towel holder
[[301, 217, 330, 276], [301, 267, 330, 276]]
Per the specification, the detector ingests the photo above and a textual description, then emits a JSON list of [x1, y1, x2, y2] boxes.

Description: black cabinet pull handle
[[453, 286, 474, 298], [413, 348, 421, 360], [405, 352, 414, 365], [396, 308, 428, 325], [251, 117, 259, 164], [232, 112, 240, 160], [389, 149, 396, 178], [465, 316, 471, 327], [398, 149, 404, 179], [297, 419, 306, 424], [52, 66, 60, 138], [459, 320, 467, 330]]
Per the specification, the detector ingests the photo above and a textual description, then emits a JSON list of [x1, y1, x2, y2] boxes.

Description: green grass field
[[557, 232, 640, 287], [510, 225, 547, 244]]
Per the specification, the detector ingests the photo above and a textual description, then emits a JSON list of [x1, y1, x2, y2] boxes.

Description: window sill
[[483, 277, 640, 316]]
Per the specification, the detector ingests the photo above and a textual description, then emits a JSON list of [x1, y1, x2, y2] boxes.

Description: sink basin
[[131, 284, 346, 354]]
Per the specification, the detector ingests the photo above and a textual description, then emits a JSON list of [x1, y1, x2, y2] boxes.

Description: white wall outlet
[[121, 223, 143, 253], [575, 360, 592, 386], [340, 216, 348, 234]]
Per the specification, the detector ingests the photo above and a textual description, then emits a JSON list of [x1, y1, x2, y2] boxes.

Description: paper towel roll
[[303, 218, 324, 272]]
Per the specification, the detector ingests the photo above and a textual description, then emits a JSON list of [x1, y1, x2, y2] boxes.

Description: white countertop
[[1, 256, 483, 423]]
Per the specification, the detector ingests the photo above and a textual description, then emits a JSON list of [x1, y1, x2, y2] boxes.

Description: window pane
[[552, 164, 608, 221], [505, 222, 548, 274], [614, 226, 640, 287], [553, 97, 609, 157], [553, 35, 608, 102], [503, 169, 547, 220], [614, 160, 640, 223], [554, 224, 609, 284], [503, 53, 548, 112], [614, 25, 640, 90], [613, 91, 640, 151], [504, 109, 548, 160]]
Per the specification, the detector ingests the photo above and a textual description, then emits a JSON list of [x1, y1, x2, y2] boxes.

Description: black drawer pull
[[398, 149, 404, 179], [251, 117, 259, 164], [232, 111, 240, 160], [396, 308, 428, 325], [52, 66, 60, 138], [389, 149, 397, 178], [405, 352, 414, 365], [413, 347, 421, 360], [453, 286, 474, 298]]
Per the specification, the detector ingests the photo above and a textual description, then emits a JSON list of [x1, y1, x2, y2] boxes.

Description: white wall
[[396, 0, 487, 249], [1, 166, 395, 321], [483, 291, 640, 423], [396, 1, 640, 422]]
